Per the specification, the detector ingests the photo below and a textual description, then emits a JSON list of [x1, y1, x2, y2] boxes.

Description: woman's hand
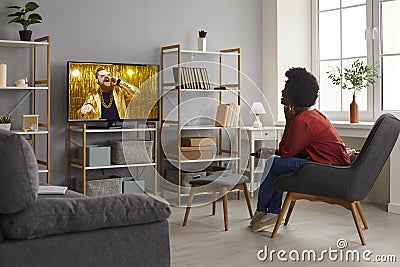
[[284, 104, 295, 122], [254, 147, 275, 158]]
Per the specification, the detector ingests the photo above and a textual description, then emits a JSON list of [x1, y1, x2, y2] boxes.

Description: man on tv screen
[[79, 67, 139, 120]]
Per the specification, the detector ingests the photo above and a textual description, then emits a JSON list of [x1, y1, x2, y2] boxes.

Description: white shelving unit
[[67, 122, 158, 195], [0, 37, 51, 183], [161, 44, 241, 205]]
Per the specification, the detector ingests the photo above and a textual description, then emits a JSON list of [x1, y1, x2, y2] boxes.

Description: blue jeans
[[256, 155, 309, 214]]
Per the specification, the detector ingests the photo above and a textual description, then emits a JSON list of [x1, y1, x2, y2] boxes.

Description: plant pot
[[198, 37, 207, 51], [350, 94, 359, 123], [19, 30, 32, 41], [0, 123, 11, 131]]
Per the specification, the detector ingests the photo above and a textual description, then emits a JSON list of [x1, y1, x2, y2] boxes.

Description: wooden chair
[[183, 174, 253, 231], [271, 114, 400, 245]]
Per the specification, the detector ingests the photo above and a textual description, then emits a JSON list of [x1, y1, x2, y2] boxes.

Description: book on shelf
[[173, 67, 210, 89], [215, 103, 240, 127]]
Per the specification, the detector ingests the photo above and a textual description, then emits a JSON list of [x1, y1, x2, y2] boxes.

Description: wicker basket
[[85, 177, 123, 197], [110, 140, 153, 165]]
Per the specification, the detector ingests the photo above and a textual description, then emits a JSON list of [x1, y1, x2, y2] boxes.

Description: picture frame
[[22, 114, 39, 131]]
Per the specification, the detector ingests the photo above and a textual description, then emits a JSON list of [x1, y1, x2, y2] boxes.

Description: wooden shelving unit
[[0, 36, 51, 183], [160, 44, 241, 205]]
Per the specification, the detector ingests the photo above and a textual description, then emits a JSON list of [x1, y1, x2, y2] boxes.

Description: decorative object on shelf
[[7, 2, 43, 41], [327, 59, 380, 123], [0, 115, 13, 131], [22, 114, 39, 131], [15, 77, 28, 87], [198, 29, 207, 51], [251, 102, 266, 127], [0, 62, 6, 87]]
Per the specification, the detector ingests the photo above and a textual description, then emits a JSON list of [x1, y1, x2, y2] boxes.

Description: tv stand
[[67, 121, 159, 196], [108, 121, 122, 129]]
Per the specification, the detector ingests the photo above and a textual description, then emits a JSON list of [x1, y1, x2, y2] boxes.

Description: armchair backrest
[[350, 114, 400, 200]]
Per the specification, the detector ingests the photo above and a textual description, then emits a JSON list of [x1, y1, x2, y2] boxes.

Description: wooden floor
[[168, 193, 400, 266]]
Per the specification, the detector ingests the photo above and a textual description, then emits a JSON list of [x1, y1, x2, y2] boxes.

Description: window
[[314, 0, 400, 120]]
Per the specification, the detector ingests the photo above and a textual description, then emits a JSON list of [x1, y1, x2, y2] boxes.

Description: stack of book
[[215, 104, 240, 127], [173, 67, 210, 89]]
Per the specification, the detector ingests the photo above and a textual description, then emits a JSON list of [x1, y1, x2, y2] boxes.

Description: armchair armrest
[[0, 193, 171, 240]]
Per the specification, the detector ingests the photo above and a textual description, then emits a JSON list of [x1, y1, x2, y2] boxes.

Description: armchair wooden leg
[[222, 187, 229, 231], [350, 202, 366, 245], [284, 200, 296, 226], [242, 183, 253, 219], [212, 191, 217, 215], [355, 201, 368, 229], [271, 192, 292, 238], [183, 187, 195, 227]]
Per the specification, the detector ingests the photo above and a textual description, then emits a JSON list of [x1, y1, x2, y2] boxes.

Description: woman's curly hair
[[284, 67, 319, 107]]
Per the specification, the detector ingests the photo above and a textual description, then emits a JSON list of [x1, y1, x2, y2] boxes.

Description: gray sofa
[[0, 130, 171, 267]]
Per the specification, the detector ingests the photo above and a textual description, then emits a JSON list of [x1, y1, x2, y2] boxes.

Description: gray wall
[[0, 0, 263, 184]]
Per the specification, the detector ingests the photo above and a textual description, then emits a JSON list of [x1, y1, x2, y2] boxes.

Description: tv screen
[[68, 61, 159, 122]]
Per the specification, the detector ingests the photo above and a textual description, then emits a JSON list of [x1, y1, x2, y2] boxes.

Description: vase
[[198, 37, 207, 51], [350, 94, 359, 123], [0, 123, 11, 131]]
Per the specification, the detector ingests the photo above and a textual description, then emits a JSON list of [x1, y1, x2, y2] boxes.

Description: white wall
[[263, 0, 312, 122]]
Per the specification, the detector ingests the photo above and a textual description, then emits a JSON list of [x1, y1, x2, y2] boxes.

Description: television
[[67, 61, 159, 126]]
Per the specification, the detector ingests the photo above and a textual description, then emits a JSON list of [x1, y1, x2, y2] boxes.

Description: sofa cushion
[[0, 130, 39, 214], [0, 193, 171, 240]]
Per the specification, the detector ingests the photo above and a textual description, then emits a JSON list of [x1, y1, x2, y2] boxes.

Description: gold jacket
[[82, 81, 139, 120]]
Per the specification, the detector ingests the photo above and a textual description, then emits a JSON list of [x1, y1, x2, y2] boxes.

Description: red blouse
[[279, 110, 351, 166]]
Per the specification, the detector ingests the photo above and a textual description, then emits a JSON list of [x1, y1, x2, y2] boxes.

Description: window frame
[[313, 0, 400, 121]]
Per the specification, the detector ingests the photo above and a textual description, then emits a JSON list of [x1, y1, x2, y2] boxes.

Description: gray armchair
[[271, 113, 400, 245], [0, 130, 171, 266]]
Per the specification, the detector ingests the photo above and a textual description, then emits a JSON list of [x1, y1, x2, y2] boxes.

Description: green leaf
[[7, 6, 21, 9], [25, 2, 39, 12], [28, 13, 42, 20]]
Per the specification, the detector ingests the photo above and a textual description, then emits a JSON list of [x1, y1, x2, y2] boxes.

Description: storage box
[[110, 140, 153, 164], [123, 177, 145, 193], [84, 177, 123, 197], [78, 145, 111, 167], [165, 169, 206, 187], [181, 137, 216, 147], [179, 146, 215, 160]]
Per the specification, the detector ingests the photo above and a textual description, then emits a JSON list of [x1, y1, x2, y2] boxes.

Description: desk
[[241, 126, 281, 196]]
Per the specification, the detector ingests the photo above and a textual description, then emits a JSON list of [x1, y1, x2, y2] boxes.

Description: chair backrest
[[350, 114, 400, 200]]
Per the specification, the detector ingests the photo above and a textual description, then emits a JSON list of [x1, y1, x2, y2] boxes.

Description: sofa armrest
[[0, 193, 171, 240]]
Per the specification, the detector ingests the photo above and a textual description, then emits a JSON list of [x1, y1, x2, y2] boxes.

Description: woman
[[250, 67, 350, 232]]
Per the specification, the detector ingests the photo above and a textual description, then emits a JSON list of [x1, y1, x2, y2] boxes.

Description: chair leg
[[242, 183, 253, 219], [183, 187, 195, 226], [271, 192, 292, 238], [350, 202, 366, 245], [355, 201, 368, 229], [212, 191, 217, 215], [222, 187, 229, 231], [284, 201, 296, 226]]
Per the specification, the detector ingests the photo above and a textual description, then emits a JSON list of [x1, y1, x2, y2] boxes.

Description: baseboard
[[388, 203, 400, 214]]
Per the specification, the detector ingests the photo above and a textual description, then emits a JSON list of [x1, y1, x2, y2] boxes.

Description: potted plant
[[0, 115, 14, 131], [198, 30, 207, 51], [7, 2, 43, 41], [327, 59, 380, 123]]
